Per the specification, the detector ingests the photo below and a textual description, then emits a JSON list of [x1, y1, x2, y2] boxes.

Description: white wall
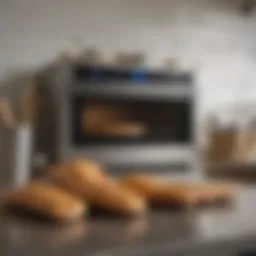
[[0, 0, 256, 119]]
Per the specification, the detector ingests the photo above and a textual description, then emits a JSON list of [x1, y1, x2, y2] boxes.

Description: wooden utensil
[[19, 79, 38, 124], [0, 99, 17, 129]]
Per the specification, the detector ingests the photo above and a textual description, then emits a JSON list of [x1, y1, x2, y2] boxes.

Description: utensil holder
[[0, 124, 33, 188]]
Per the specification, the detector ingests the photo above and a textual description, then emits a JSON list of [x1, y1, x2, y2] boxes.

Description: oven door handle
[[69, 83, 194, 102]]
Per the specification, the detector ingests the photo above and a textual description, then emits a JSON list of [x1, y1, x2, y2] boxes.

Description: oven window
[[71, 96, 192, 145]]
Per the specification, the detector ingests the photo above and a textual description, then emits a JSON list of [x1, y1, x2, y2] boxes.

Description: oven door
[[72, 97, 192, 145], [59, 83, 196, 170]]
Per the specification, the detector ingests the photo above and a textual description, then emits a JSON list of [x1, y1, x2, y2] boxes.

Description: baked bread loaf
[[101, 122, 147, 137], [4, 181, 86, 222], [89, 182, 146, 216], [48, 159, 146, 216], [47, 159, 108, 199], [195, 182, 234, 203], [152, 184, 202, 206], [120, 174, 159, 200], [121, 174, 201, 206], [166, 181, 234, 203], [121, 174, 234, 207]]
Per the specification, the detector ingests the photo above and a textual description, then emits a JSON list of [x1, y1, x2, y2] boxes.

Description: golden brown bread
[[47, 159, 146, 216], [121, 174, 234, 206], [47, 159, 108, 199], [152, 184, 202, 206], [100, 122, 147, 137], [4, 181, 87, 222], [120, 174, 160, 200], [89, 182, 146, 216], [167, 181, 234, 203], [121, 175, 202, 206], [195, 182, 234, 203]]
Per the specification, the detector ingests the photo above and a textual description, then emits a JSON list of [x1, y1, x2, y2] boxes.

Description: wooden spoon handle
[[0, 99, 16, 129]]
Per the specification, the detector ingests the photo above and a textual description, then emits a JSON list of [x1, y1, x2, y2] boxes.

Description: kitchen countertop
[[2, 186, 256, 255]]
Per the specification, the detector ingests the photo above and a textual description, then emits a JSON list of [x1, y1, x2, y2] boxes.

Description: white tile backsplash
[[0, 0, 255, 122]]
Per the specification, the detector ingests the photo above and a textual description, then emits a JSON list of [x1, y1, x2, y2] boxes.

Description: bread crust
[[48, 159, 146, 216], [4, 181, 86, 222], [121, 174, 234, 206]]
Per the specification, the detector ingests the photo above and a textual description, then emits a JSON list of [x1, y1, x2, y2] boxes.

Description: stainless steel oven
[[35, 64, 197, 174], [54, 66, 197, 172]]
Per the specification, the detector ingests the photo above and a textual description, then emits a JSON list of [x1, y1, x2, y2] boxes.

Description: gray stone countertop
[[2, 186, 256, 255]]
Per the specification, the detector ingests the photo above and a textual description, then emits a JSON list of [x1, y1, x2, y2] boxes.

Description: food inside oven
[[82, 103, 148, 137], [79, 100, 190, 141]]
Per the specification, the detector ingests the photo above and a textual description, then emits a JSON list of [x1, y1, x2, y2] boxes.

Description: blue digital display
[[131, 70, 147, 82]]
